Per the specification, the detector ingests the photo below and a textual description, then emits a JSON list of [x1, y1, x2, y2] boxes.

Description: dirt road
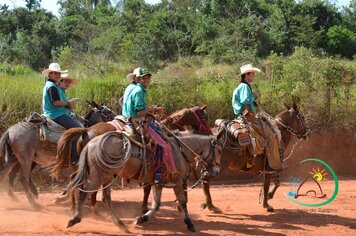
[[1, 180, 355, 235]]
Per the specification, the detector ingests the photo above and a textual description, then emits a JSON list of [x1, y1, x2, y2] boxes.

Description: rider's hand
[[153, 106, 164, 115]]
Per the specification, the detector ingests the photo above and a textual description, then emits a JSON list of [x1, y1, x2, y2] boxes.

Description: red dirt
[[1, 180, 356, 235]]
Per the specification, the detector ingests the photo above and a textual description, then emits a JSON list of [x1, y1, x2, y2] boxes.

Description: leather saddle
[[215, 118, 251, 147], [24, 112, 66, 143]]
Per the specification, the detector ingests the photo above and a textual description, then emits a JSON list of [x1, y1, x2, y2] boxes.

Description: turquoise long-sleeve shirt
[[122, 82, 137, 117], [232, 82, 256, 115], [125, 83, 147, 118]]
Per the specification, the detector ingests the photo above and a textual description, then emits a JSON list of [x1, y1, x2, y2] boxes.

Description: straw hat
[[238, 64, 261, 76], [58, 73, 80, 88], [42, 63, 68, 76], [126, 67, 141, 82]]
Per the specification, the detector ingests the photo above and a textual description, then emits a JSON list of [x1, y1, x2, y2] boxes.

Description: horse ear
[[284, 103, 291, 110], [293, 101, 299, 112], [91, 100, 103, 110], [201, 105, 207, 111]]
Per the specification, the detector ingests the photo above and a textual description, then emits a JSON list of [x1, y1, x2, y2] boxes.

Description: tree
[[25, 0, 41, 10]]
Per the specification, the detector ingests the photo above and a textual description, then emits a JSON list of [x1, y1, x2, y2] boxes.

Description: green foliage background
[[1, 48, 355, 131], [0, 1, 355, 131]]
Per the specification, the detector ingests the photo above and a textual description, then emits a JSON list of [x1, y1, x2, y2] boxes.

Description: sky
[[1, 0, 352, 17]]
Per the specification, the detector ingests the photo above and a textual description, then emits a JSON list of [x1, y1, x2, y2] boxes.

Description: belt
[[128, 117, 145, 123]]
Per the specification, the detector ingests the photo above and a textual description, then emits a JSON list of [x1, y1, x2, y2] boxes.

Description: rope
[[159, 122, 208, 168], [282, 138, 301, 162], [95, 132, 131, 172], [78, 176, 118, 193]]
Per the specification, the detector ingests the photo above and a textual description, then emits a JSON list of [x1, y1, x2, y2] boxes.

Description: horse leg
[[134, 184, 162, 226], [142, 184, 151, 213], [7, 162, 21, 201], [268, 173, 280, 200], [53, 171, 76, 204], [91, 191, 100, 216], [174, 180, 195, 232], [102, 185, 129, 233], [262, 173, 274, 212], [201, 179, 222, 213], [67, 188, 88, 228], [19, 161, 40, 209], [8, 162, 38, 200]]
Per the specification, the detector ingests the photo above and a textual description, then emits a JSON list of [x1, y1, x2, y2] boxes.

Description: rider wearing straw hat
[[42, 63, 82, 129], [232, 63, 285, 173]]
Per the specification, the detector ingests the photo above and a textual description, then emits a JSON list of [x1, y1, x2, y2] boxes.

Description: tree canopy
[[0, 0, 355, 70]]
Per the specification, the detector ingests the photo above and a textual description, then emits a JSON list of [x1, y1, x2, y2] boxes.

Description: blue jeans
[[54, 114, 82, 129]]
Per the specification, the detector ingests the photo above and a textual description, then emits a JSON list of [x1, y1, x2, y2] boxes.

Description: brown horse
[[66, 130, 221, 232], [51, 105, 211, 180], [209, 102, 310, 212], [0, 101, 117, 207]]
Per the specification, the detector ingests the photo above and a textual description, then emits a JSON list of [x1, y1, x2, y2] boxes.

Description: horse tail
[[50, 128, 88, 179], [66, 144, 90, 198], [0, 130, 11, 169]]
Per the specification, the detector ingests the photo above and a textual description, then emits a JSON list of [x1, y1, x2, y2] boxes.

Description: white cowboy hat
[[126, 67, 141, 82], [42, 63, 68, 76], [58, 73, 80, 88], [238, 64, 261, 76]]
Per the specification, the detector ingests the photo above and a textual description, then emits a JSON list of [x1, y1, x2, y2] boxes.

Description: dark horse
[[0, 101, 117, 207], [66, 130, 222, 232], [210, 102, 310, 212]]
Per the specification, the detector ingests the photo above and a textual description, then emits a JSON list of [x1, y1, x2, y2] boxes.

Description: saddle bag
[[227, 120, 251, 147]]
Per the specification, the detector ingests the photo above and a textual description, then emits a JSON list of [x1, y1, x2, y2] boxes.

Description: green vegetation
[[0, 1, 355, 130], [1, 48, 355, 130]]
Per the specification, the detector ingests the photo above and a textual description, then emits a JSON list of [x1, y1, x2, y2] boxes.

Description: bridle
[[190, 107, 212, 134], [165, 107, 212, 134], [274, 111, 310, 139]]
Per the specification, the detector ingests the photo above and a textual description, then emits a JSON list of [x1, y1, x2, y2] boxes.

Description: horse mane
[[165, 108, 189, 123]]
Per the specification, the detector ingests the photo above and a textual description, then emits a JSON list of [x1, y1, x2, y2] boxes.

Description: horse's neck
[[173, 134, 207, 159], [275, 114, 292, 148], [161, 118, 183, 130]]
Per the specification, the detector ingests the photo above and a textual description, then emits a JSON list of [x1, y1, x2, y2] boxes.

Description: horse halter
[[190, 107, 212, 134], [275, 111, 310, 139]]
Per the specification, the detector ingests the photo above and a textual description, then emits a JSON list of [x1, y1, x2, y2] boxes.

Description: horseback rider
[[42, 63, 82, 129], [122, 67, 140, 118], [232, 63, 285, 173], [125, 68, 177, 187]]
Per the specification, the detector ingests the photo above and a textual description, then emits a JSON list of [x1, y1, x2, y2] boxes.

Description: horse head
[[205, 138, 222, 177], [276, 102, 311, 140], [165, 105, 212, 134], [84, 100, 118, 126]]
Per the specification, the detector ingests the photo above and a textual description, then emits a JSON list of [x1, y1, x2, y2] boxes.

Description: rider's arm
[[48, 86, 71, 108]]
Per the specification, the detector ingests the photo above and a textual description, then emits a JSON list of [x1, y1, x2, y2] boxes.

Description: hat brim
[[58, 77, 80, 88], [238, 68, 261, 76], [126, 73, 136, 82], [138, 73, 152, 78], [42, 69, 68, 76]]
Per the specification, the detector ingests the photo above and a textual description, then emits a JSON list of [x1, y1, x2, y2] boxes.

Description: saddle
[[215, 118, 252, 147], [24, 112, 66, 143]]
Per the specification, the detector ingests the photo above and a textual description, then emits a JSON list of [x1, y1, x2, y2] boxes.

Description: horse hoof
[[67, 217, 81, 228], [141, 207, 149, 214], [267, 206, 274, 212], [200, 203, 207, 210], [210, 207, 223, 214], [188, 225, 196, 232]]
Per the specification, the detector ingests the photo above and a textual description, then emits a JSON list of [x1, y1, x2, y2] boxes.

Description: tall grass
[[1, 51, 355, 131]]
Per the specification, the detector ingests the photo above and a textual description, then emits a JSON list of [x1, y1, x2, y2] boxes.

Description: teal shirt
[[126, 83, 147, 118], [42, 80, 71, 119], [232, 82, 256, 115], [122, 82, 137, 117]]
